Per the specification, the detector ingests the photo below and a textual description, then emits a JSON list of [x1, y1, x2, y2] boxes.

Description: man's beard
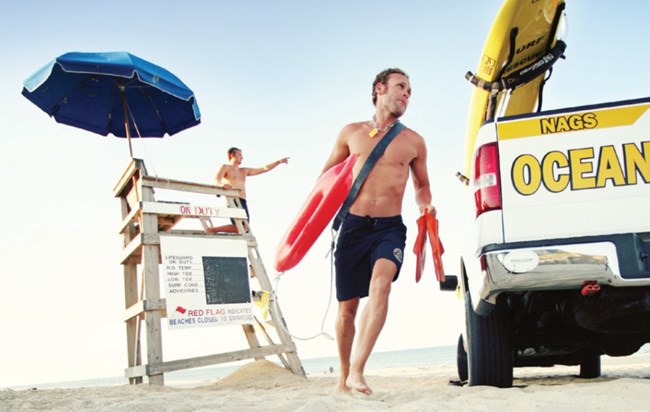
[[389, 100, 407, 118], [391, 107, 405, 118]]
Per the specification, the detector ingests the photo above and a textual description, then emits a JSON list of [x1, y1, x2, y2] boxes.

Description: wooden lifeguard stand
[[113, 158, 305, 385]]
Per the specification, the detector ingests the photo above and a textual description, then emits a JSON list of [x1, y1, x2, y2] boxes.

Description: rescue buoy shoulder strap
[[332, 122, 406, 231]]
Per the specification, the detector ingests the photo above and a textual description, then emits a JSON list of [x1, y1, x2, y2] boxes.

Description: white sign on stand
[[160, 235, 253, 329]]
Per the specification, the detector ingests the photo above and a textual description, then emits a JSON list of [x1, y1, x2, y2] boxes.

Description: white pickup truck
[[452, 97, 650, 387]]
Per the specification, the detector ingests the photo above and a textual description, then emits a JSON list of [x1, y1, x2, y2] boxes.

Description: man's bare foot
[[336, 375, 351, 393], [346, 373, 373, 396]]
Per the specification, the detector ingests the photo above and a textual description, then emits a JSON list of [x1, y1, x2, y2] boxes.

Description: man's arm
[[320, 124, 353, 176], [215, 164, 232, 189], [410, 134, 435, 215], [245, 157, 289, 176]]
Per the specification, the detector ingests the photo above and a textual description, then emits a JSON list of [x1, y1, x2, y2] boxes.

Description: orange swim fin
[[424, 210, 446, 283], [413, 214, 427, 283]]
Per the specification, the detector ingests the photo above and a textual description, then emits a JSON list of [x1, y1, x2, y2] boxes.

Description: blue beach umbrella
[[22, 51, 201, 157]]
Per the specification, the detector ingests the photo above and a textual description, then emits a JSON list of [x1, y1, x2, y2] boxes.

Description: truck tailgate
[[496, 98, 650, 243]]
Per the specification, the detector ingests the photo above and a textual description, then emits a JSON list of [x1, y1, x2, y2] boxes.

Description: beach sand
[[2, 355, 649, 411]]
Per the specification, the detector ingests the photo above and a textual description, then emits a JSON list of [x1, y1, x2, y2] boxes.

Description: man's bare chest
[[225, 167, 247, 181], [349, 134, 415, 166]]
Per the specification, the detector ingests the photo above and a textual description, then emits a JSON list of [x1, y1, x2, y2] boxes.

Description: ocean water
[[12, 343, 650, 390], [299, 345, 457, 375], [10, 345, 456, 390]]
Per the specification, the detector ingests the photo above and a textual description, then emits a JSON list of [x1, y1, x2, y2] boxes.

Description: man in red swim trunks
[[320, 68, 435, 395], [207, 147, 289, 233]]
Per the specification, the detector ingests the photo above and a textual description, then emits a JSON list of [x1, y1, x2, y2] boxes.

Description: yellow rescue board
[[463, 0, 566, 176]]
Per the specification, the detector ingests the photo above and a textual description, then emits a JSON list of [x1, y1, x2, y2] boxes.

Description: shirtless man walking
[[320, 68, 435, 395], [207, 147, 289, 233]]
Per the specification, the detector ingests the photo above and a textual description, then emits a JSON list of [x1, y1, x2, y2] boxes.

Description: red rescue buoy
[[274, 153, 358, 272]]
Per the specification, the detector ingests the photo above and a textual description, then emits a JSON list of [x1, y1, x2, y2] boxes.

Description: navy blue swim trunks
[[230, 198, 250, 224], [334, 214, 407, 301]]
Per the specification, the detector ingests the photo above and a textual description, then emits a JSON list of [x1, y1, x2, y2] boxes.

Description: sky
[[1, 0, 649, 388]]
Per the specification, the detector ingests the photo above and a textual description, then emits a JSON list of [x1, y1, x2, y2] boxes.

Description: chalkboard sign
[[202, 256, 250, 304]]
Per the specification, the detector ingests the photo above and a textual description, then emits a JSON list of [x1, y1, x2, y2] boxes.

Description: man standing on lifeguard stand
[[207, 147, 289, 234]]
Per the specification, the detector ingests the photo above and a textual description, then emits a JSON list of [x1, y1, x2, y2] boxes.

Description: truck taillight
[[474, 142, 502, 216]]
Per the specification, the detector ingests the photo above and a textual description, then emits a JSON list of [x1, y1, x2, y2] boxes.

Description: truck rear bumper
[[480, 237, 650, 303]]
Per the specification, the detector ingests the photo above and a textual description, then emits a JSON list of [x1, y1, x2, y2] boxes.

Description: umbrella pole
[[121, 86, 134, 158]]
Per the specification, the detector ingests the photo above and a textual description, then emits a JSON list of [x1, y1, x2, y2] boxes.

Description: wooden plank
[[121, 233, 160, 265], [141, 184, 165, 386], [123, 298, 167, 322], [121, 236, 142, 265], [247, 243, 305, 377], [120, 187, 143, 385], [124, 364, 151, 379], [118, 206, 140, 235], [141, 175, 240, 197], [242, 324, 263, 360], [251, 318, 291, 370], [123, 300, 144, 322], [124, 344, 299, 378], [158, 231, 258, 247], [123, 264, 142, 385], [141, 201, 248, 219], [113, 158, 146, 197], [125, 184, 140, 212]]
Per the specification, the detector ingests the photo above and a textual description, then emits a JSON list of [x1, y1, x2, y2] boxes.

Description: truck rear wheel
[[465, 292, 514, 387]]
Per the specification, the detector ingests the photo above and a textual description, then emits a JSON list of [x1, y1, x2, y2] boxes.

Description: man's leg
[[336, 297, 359, 392], [206, 198, 249, 234], [205, 224, 238, 234], [346, 258, 396, 395]]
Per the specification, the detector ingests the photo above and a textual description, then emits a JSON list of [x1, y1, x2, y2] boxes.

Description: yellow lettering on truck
[[540, 112, 598, 134], [498, 104, 649, 140], [542, 151, 569, 193], [511, 141, 650, 195]]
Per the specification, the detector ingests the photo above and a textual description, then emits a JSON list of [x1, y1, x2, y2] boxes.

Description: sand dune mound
[[212, 359, 307, 390]]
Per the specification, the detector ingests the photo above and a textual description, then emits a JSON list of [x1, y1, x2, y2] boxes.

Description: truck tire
[[457, 334, 468, 382], [465, 292, 514, 387], [579, 354, 601, 378]]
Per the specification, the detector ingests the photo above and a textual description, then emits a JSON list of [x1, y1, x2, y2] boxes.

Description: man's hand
[[421, 204, 437, 216]]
